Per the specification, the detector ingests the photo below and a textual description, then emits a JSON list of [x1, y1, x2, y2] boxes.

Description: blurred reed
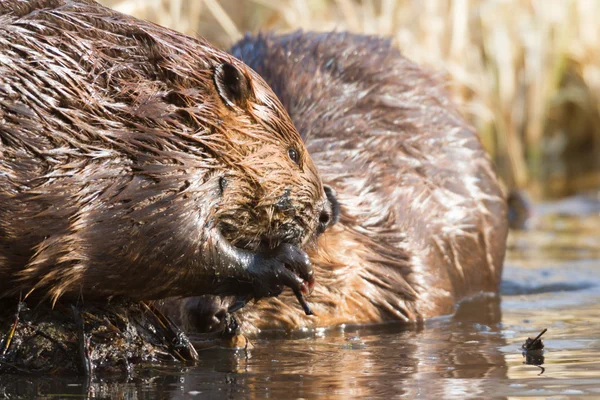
[[100, 0, 600, 198]]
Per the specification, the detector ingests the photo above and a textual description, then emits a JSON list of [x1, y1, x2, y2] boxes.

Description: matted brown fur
[[167, 31, 509, 333], [0, 2, 328, 303]]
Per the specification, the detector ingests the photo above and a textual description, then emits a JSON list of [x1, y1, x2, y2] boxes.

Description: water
[[1, 203, 599, 399]]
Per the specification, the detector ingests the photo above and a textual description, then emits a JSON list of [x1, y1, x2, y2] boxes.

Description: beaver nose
[[318, 185, 340, 234]]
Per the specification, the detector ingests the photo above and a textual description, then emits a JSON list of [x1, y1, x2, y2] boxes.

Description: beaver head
[[0, 1, 337, 303], [209, 62, 334, 250]]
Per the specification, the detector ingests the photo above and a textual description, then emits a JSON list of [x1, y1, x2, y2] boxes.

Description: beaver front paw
[[246, 243, 313, 299], [210, 231, 314, 314]]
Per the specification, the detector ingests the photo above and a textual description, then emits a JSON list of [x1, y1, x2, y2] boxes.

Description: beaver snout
[[318, 185, 340, 234]]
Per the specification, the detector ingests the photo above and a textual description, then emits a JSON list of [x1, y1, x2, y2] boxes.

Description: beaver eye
[[288, 148, 300, 166]]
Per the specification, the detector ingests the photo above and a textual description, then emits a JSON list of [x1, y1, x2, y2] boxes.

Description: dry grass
[[100, 0, 600, 198]]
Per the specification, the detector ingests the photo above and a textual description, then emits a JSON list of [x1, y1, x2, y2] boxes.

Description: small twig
[[141, 302, 168, 330], [142, 302, 198, 362], [141, 302, 184, 361], [522, 328, 547, 351], [293, 288, 313, 316], [71, 305, 92, 377], [532, 328, 548, 343], [1, 295, 27, 357]]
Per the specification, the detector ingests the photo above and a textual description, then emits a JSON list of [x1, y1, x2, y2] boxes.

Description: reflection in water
[[0, 212, 598, 398], [168, 295, 507, 399], [0, 296, 508, 399]]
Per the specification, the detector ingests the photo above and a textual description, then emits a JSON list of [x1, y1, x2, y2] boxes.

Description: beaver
[[164, 31, 509, 334], [0, 2, 337, 307]]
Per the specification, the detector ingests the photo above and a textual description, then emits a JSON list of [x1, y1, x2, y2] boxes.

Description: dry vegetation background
[[100, 0, 600, 199]]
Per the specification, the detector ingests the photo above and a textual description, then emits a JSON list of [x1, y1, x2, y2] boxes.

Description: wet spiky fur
[[0, 2, 325, 303], [232, 31, 508, 331], [168, 31, 509, 333]]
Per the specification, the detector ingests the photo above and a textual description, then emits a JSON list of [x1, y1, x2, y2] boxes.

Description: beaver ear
[[214, 63, 252, 108]]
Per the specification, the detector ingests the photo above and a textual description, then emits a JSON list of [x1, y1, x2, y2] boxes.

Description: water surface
[[2, 202, 599, 399]]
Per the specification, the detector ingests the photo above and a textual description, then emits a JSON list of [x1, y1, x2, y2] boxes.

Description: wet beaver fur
[[165, 31, 509, 334], [0, 1, 336, 305], [0, 2, 340, 375]]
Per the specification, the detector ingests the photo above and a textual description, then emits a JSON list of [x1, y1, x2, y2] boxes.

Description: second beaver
[[0, 2, 336, 305], [165, 31, 509, 334]]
